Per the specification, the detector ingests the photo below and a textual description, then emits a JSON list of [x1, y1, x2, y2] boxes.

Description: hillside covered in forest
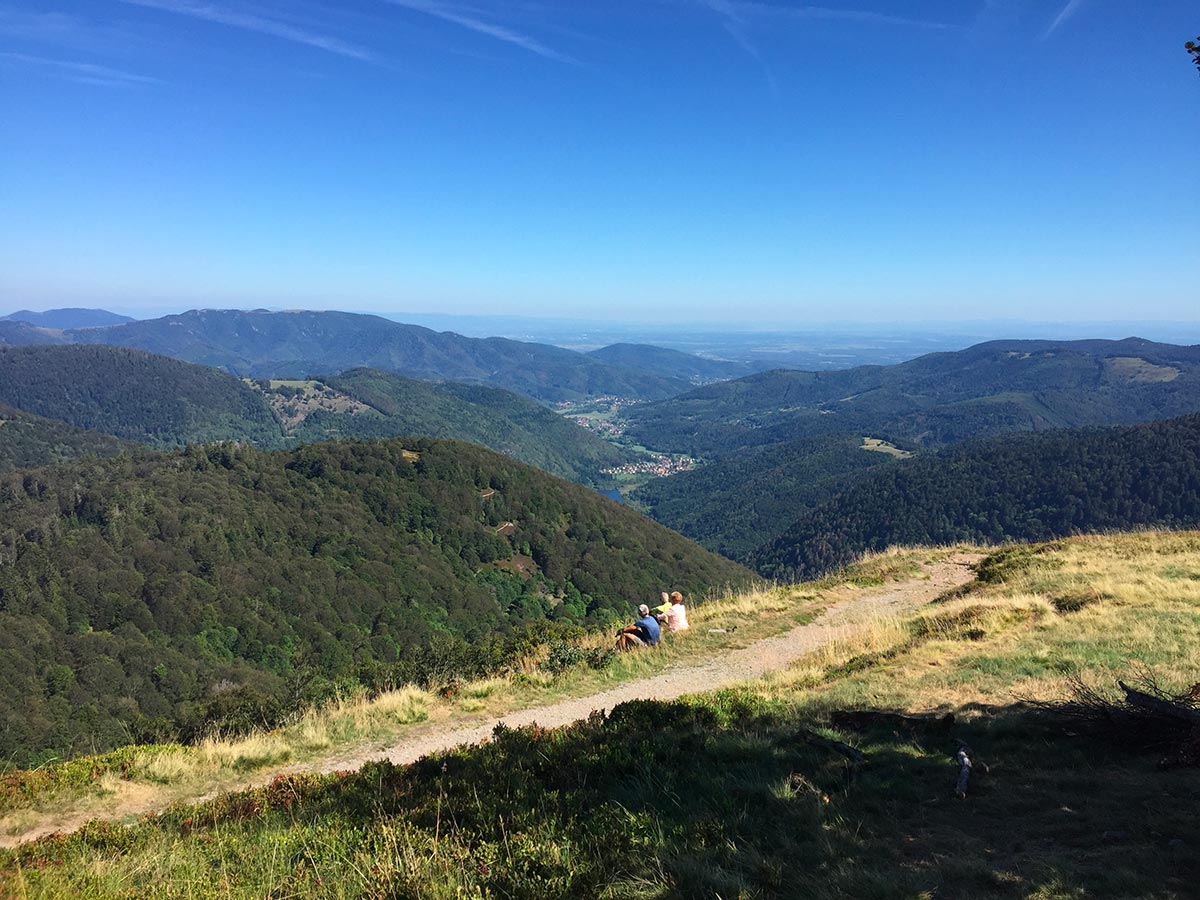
[[274, 369, 631, 487], [752, 414, 1200, 580], [0, 438, 753, 764], [620, 338, 1200, 559], [631, 433, 895, 559], [0, 345, 287, 449], [0, 346, 637, 488], [625, 338, 1200, 457], [0, 403, 134, 473]]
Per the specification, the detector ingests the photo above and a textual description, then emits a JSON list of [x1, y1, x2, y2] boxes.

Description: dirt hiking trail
[[323, 553, 981, 773], [4, 554, 980, 846]]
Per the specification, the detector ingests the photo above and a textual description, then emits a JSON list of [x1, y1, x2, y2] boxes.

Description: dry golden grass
[[754, 530, 1200, 719]]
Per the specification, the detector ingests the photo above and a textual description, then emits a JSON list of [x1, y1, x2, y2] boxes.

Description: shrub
[[542, 641, 614, 676]]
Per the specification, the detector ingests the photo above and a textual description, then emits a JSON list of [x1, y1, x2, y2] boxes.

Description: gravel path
[[321, 554, 981, 773]]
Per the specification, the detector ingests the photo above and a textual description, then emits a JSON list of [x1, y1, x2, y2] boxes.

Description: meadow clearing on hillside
[[3, 532, 1199, 898]]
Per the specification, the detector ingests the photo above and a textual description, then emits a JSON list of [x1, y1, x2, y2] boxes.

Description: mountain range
[[4, 321, 1200, 583], [1, 309, 696, 403], [624, 337, 1200, 456], [627, 337, 1200, 564]]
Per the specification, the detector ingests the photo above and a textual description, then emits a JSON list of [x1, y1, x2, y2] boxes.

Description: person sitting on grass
[[660, 590, 689, 633], [615, 604, 661, 651]]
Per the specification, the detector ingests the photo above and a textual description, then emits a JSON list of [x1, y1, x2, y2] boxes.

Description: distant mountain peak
[[0, 308, 134, 329], [21, 307, 693, 403]]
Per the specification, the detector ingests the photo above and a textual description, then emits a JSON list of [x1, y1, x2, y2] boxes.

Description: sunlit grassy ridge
[[4, 533, 1199, 898]]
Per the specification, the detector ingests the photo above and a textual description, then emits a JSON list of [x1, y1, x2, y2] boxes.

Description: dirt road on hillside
[[321, 553, 982, 773], [4, 554, 980, 846]]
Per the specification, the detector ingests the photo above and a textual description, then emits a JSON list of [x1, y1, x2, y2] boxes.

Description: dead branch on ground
[[1029, 669, 1200, 767]]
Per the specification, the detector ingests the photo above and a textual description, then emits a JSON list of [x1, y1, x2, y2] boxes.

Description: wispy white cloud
[[699, 0, 778, 94], [381, 0, 577, 64], [0, 7, 152, 55], [1042, 0, 1087, 40], [735, 2, 951, 31], [117, 0, 377, 62], [0, 9, 81, 42], [696, 0, 951, 90], [0, 50, 161, 86]]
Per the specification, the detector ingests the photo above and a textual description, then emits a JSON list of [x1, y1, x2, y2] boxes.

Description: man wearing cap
[[614, 603, 661, 650]]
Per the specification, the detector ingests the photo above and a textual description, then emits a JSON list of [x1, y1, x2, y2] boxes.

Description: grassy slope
[[0, 548, 941, 835], [3, 532, 1199, 898]]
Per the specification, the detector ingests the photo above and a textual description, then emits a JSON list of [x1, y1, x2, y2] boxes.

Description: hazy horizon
[[5, 303, 1200, 352]]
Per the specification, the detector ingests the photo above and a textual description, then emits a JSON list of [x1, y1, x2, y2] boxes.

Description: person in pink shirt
[[658, 590, 689, 633]]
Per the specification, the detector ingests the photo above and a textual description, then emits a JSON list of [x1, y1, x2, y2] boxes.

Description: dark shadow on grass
[[8, 693, 1200, 899]]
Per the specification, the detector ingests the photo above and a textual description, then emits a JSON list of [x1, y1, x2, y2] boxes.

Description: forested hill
[[0, 348, 630, 488], [0, 308, 133, 329], [286, 369, 630, 487], [631, 434, 894, 560], [0, 403, 134, 473], [0, 320, 71, 346], [0, 345, 287, 449], [751, 414, 1200, 581], [625, 338, 1200, 456], [40, 308, 692, 403], [0, 438, 754, 763]]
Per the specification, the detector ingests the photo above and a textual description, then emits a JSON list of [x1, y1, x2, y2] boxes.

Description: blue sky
[[0, 0, 1197, 324]]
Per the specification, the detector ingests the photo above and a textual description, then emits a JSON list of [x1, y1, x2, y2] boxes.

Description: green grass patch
[[0, 745, 185, 814]]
